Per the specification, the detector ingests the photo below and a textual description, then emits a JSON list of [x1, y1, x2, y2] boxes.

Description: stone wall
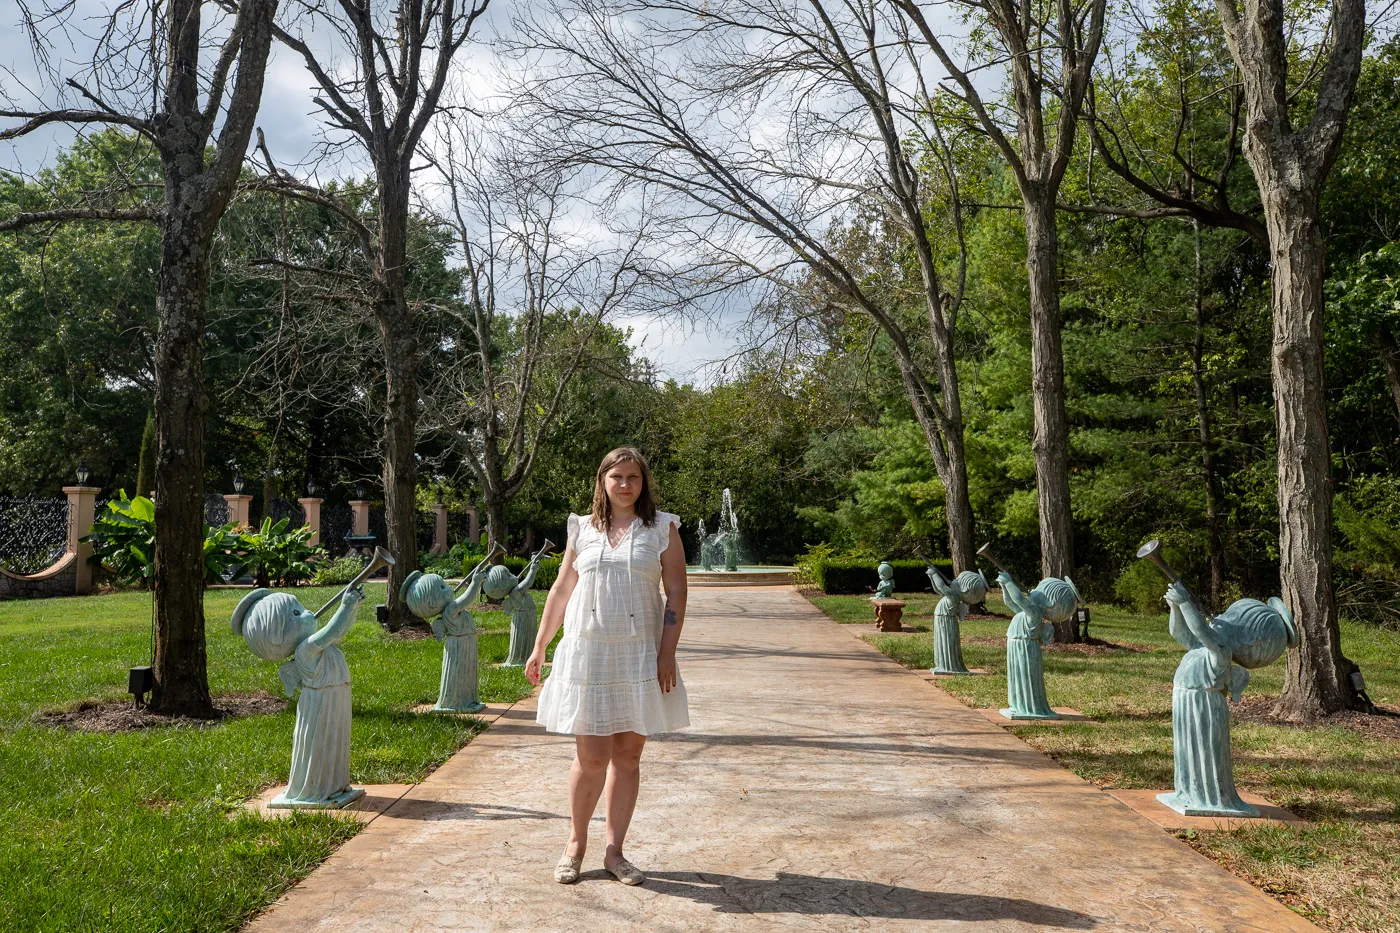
[[0, 552, 78, 600]]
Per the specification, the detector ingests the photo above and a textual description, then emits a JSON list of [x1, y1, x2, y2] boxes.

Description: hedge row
[[812, 559, 955, 595], [500, 554, 562, 591]]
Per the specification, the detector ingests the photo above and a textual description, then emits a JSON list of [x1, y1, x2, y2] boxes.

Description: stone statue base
[[1156, 791, 1260, 819], [1000, 708, 1061, 721], [871, 599, 905, 632], [268, 785, 366, 810]]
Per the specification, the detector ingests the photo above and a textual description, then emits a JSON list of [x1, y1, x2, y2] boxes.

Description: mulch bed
[[962, 634, 1155, 655], [383, 622, 436, 640], [37, 691, 287, 733], [1230, 695, 1400, 741]]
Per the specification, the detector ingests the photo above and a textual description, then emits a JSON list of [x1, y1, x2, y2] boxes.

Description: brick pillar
[[63, 485, 101, 595], [465, 505, 479, 545], [433, 502, 448, 555], [298, 497, 324, 546], [350, 500, 371, 536], [224, 494, 253, 529]]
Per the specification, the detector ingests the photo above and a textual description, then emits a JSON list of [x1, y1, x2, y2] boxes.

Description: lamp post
[[299, 476, 324, 546], [226, 471, 252, 527], [76, 459, 90, 486], [233, 472, 246, 495]]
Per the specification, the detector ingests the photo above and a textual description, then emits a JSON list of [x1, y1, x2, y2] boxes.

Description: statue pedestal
[[871, 599, 905, 632]]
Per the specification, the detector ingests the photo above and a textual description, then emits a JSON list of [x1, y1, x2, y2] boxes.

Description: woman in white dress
[[525, 446, 689, 887]]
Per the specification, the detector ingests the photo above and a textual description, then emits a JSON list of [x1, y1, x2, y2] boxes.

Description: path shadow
[[650, 730, 1043, 764], [601, 870, 1095, 927], [386, 798, 566, 822]]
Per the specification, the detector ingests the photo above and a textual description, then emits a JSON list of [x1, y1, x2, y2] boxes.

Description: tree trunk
[[1374, 325, 1400, 426], [483, 494, 508, 557], [942, 430, 978, 574], [375, 166, 420, 629], [1192, 222, 1225, 613], [150, 213, 216, 718], [1264, 195, 1356, 718], [1023, 196, 1076, 583]]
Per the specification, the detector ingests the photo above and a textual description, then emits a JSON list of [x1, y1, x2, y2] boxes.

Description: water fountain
[[687, 487, 795, 587]]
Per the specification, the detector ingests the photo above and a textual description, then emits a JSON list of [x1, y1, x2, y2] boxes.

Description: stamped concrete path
[[247, 586, 1316, 933]]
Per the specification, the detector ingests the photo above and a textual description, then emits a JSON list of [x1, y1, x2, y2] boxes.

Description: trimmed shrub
[[812, 559, 954, 595], [500, 555, 563, 591]]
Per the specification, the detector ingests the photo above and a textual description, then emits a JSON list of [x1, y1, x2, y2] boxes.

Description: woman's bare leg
[[567, 736, 612, 860], [603, 731, 647, 867]]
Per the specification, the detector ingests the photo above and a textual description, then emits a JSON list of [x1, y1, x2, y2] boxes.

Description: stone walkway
[[247, 587, 1316, 932]]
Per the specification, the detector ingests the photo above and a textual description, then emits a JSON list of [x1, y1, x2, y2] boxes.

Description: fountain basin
[[686, 565, 796, 587]]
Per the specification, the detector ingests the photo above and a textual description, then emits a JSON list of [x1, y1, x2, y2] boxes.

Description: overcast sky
[[0, 0, 975, 386]]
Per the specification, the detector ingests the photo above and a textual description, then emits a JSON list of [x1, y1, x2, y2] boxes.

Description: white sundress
[[535, 511, 690, 736]]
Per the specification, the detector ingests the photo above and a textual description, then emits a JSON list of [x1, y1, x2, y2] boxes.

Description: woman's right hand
[[524, 649, 545, 685]]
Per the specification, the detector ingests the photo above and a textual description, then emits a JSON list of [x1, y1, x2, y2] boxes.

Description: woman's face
[[604, 459, 644, 512]]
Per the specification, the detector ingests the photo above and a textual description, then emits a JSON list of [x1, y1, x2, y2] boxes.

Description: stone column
[[299, 497, 324, 546], [465, 505, 480, 545], [224, 493, 253, 529], [63, 485, 101, 595], [350, 500, 371, 536], [432, 502, 448, 555]]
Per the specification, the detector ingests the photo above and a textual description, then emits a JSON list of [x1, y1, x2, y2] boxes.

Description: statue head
[[1212, 597, 1297, 669], [231, 589, 316, 662], [955, 570, 988, 605], [1024, 589, 1052, 618], [400, 571, 454, 621], [877, 561, 894, 581], [482, 563, 519, 600]]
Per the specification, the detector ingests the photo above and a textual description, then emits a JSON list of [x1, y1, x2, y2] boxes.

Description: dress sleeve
[[566, 513, 582, 553], [657, 511, 682, 556]]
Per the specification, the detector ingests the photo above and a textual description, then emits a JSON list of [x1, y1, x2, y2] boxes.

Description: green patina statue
[[483, 543, 550, 667], [870, 561, 896, 600], [997, 573, 1058, 719], [927, 567, 988, 675], [232, 586, 366, 809], [698, 518, 715, 571], [400, 563, 490, 713], [1159, 583, 1296, 817]]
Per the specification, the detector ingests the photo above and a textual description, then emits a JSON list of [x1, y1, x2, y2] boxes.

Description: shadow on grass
[[602, 871, 1097, 926]]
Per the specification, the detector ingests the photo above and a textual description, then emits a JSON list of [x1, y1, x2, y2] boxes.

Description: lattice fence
[[0, 496, 70, 575], [417, 511, 435, 553], [321, 506, 353, 558], [268, 497, 305, 527], [205, 494, 230, 527]]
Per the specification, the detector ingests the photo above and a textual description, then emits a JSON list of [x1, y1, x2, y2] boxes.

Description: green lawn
[[0, 585, 549, 933], [807, 590, 1400, 933]]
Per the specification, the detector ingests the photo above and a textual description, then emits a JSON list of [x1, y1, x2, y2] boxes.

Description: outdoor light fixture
[[233, 472, 246, 494], [1352, 668, 1378, 715], [356, 483, 367, 500], [436, 484, 444, 504], [128, 665, 155, 709], [1074, 606, 1091, 639], [306, 476, 319, 497], [76, 459, 90, 486]]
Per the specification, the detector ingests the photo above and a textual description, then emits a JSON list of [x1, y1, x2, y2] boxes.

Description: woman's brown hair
[[591, 447, 658, 530]]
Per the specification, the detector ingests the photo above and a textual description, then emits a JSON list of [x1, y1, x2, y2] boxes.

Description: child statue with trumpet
[[484, 540, 555, 667], [401, 543, 507, 713]]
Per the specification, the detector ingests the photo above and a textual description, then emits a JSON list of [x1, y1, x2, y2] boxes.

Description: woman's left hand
[[657, 650, 678, 694]]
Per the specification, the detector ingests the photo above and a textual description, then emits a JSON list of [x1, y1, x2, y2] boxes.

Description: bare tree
[[1, 0, 280, 716], [513, 0, 986, 571], [420, 125, 664, 545], [893, 0, 1108, 580], [1214, 0, 1367, 717], [257, 0, 489, 626]]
